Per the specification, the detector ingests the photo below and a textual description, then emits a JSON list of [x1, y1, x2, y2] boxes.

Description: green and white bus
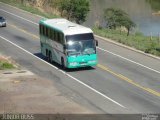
[[39, 18, 98, 68]]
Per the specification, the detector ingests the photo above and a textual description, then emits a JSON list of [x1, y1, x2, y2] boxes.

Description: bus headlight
[[70, 62, 78, 66], [89, 60, 96, 63]]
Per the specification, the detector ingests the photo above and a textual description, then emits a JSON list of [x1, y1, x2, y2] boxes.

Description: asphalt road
[[0, 2, 160, 114]]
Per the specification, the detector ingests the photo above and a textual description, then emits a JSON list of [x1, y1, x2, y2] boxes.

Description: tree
[[104, 8, 136, 36], [55, 0, 71, 17], [20, 0, 24, 4], [120, 16, 136, 36], [71, 0, 90, 24], [56, 0, 90, 24]]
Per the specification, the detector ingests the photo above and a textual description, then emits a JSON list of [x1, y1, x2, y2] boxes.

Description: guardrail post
[[159, 33, 160, 44], [150, 32, 152, 41]]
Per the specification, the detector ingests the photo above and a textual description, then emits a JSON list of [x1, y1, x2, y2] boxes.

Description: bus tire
[[46, 49, 49, 61], [49, 51, 52, 63], [61, 57, 65, 70]]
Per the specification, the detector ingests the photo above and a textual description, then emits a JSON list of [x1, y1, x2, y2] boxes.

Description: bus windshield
[[66, 33, 95, 56]]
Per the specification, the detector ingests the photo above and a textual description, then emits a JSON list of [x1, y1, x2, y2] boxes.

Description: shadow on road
[[34, 52, 95, 72]]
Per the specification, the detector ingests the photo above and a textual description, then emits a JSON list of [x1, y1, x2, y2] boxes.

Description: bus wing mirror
[[96, 40, 98, 46]]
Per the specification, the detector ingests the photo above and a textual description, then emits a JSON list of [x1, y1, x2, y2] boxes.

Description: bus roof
[[40, 18, 93, 35]]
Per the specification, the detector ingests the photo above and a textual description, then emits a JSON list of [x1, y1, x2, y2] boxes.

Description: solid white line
[[0, 35, 125, 108], [98, 47, 160, 74], [1, 8, 159, 75], [0, 2, 44, 19]]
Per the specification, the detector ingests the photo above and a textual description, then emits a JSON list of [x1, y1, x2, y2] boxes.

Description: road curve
[[0, 2, 160, 114]]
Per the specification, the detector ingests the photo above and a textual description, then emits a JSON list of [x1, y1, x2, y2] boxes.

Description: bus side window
[[53, 30, 55, 41], [39, 24, 41, 34], [48, 28, 51, 39], [54, 31, 56, 41], [55, 31, 58, 42], [50, 29, 54, 40], [57, 33, 60, 43], [60, 33, 64, 44], [40, 25, 43, 35], [46, 27, 48, 37], [44, 26, 47, 37], [41, 25, 43, 35], [43, 26, 46, 36]]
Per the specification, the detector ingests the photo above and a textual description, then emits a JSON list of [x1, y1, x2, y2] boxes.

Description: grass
[[0, 0, 160, 57], [0, 60, 15, 70], [93, 27, 160, 56], [0, 54, 15, 70]]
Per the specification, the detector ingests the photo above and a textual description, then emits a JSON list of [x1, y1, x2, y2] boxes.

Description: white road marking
[[1, 8, 159, 75], [98, 47, 160, 74], [0, 35, 125, 108], [0, 9, 39, 25]]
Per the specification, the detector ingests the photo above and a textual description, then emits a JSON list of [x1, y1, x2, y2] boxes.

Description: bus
[[39, 18, 98, 69]]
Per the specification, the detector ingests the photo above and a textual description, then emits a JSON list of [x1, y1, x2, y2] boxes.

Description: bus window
[[57, 33, 60, 43], [59, 33, 64, 44], [46, 27, 49, 37], [54, 31, 57, 41], [48, 28, 51, 39], [43, 26, 46, 36], [53, 30, 55, 41], [39, 24, 42, 34], [50, 29, 54, 40]]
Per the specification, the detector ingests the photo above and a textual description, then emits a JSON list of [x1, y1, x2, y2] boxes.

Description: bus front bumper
[[66, 54, 98, 68]]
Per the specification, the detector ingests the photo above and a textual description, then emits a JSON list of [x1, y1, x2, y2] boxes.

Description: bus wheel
[[49, 51, 52, 63], [46, 49, 49, 61], [61, 57, 65, 70]]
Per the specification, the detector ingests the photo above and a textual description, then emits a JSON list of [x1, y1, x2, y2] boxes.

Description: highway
[[0, 2, 160, 114]]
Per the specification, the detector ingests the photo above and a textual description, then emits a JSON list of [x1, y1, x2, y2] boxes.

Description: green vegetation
[[94, 7, 160, 56], [103, 8, 136, 36], [0, 60, 15, 70], [0, 0, 90, 24], [55, 0, 90, 24], [93, 27, 160, 56], [146, 0, 160, 11]]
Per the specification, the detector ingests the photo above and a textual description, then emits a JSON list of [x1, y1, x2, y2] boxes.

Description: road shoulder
[[0, 59, 92, 114]]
